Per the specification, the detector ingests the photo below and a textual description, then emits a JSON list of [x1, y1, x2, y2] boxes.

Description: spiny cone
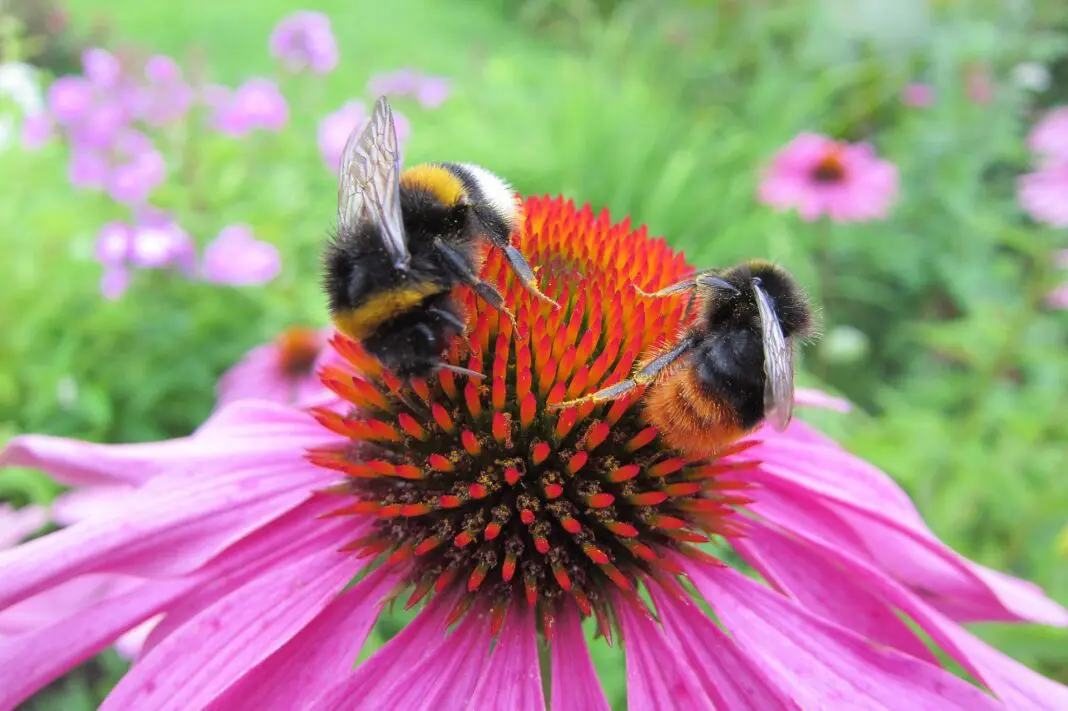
[[309, 195, 755, 638]]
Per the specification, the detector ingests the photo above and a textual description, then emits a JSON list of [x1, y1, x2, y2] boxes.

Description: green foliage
[[2, 0, 1067, 707]]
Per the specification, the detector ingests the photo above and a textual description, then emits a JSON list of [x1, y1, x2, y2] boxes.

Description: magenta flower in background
[[758, 132, 900, 222], [216, 326, 333, 409], [91, 215, 195, 299], [1048, 285, 1068, 309], [201, 224, 281, 286], [966, 64, 995, 105], [104, 129, 167, 205], [46, 76, 95, 124], [1017, 164, 1068, 228], [129, 218, 194, 270], [269, 11, 339, 75], [209, 78, 289, 136], [19, 112, 54, 150], [1027, 106, 1068, 166], [0, 198, 1064, 710], [367, 68, 451, 109], [901, 82, 936, 108], [134, 55, 194, 126], [81, 48, 122, 90], [317, 100, 366, 171], [67, 147, 110, 190]]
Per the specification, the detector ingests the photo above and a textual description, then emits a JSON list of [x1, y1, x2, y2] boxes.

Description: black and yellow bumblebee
[[553, 260, 816, 453], [323, 96, 557, 379]]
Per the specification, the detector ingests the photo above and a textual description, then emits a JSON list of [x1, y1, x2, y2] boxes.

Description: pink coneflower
[[215, 326, 333, 408], [269, 11, 339, 75], [200, 224, 281, 286], [1027, 106, 1068, 166], [901, 82, 936, 108], [1017, 164, 1068, 228], [0, 197, 1065, 709], [758, 132, 900, 222]]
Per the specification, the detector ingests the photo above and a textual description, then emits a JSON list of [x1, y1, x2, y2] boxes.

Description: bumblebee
[[323, 96, 557, 379], [554, 260, 815, 453]]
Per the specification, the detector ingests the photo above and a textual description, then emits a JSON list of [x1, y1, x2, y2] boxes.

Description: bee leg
[[633, 270, 738, 299], [499, 243, 561, 310], [436, 363, 485, 380], [550, 335, 701, 410], [434, 239, 519, 330], [427, 306, 473, 352]]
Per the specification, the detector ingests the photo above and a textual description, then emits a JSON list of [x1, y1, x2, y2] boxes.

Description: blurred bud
[[269, 11, 339, 75], [900, 83, 935, 108], [1047, 285, 1068, 310], [819, 324, 870, 364]]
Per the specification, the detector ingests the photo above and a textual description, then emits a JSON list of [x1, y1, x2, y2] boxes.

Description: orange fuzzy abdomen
[[643, 369, 748, 456]]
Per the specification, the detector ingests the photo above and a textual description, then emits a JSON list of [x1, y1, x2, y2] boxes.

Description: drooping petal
[[0, 503, 46, 547], [684, 560, 1002, 711], [651, 587, 798, 710], [749, 511, 1068, 711], [49, 485, 136, 525], [309, 594, 493, 711], [101, 544, 362, 711], [616, 596, 713, 710], [746, 440, 1068, 627], [202, 565, 400, 711], [794, 387, 851, 412], [735, 524, 937, 662], [550, 605, 610, 711], [0, 453, 333, 610], [0, 578, 194, 710], [469, 604, 545, 711]]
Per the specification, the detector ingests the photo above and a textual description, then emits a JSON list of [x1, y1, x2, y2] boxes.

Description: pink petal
[[751, 509, 1068, 710], [469, 604, 545, 711], [0, 574, 140, 635], [49, 484, 136, 525], [1, 433, 194, 487], [0, 578, 194, 709], [736, 523, 938, 663], [746, 437, 1068, 626], [794, 387, 852, 412], [652, 587, 797, 710], [0, 504, 46, 548], [310, 594, 492, 711], [616, 598, 712, 710], [0, 414, 337, 610], [202, 565, 399, 711], [550, 604, 610, 711], [685, 560, 1002, 710], [101, 544, 361, 711]]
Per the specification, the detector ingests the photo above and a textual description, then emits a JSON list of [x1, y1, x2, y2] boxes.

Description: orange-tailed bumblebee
[[553, 260, 815, 453], [323, 96, 557, 379]]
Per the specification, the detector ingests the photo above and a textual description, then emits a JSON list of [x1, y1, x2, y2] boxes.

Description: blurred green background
[[1, 0, 1067, 707]]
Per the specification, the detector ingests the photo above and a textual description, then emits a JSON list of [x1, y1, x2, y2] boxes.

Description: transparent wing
[[337, 96, 409, 271], [753, 280, 794, 431]]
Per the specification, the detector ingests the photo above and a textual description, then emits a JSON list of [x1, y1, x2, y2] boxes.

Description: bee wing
[[337, 96, 410, 271], [753, 280, 794, 431]]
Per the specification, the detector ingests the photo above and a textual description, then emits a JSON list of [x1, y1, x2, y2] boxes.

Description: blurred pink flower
[[201, 224, 281, 286], [216, 327, 333, 409], [758, 132, 899, 222], [210, 78, 289, 136], [46, 76, 95, 124], [134, 55, 194, 126], [317, 100, 367, 172], [129, 219, 193, 270], [1017, 164, 1068, 228], [269, 11, 339, 75], [367, 68, 451, 109], [99, 268, 130, 300], [67, 147, 109, 189], [94, 221, 132, 266], [1027, 107, 1068, 166], [1047, 285, 1068, 309], [900, 83, 935, 108], [104, 129, 166, 205], [81, 48, 122, 90], [1054, 249, 1068, 270], [20, 113, 54, 149]]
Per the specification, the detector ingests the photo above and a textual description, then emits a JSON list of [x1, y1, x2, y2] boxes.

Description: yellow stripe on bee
[[332, 284, 445, 340], [401, 164, 466, 207]]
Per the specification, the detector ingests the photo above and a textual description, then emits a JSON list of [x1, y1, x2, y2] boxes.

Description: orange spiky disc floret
[[276, 326, 323, 377], [310, 195, 752, 637]]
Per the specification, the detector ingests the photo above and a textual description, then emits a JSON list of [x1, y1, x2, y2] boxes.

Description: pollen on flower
[[308, 195, 754, 638]]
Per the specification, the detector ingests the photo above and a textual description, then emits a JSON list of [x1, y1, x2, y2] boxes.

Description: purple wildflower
[[201, 225, 281, 286], [269, 11, 339, 75], [210, 79, 289, 136], [317, 101, 367, 172]]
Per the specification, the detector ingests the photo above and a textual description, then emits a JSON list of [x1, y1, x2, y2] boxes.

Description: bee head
[[739, 260, 815, 339], [402, 162, 521, 244]]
